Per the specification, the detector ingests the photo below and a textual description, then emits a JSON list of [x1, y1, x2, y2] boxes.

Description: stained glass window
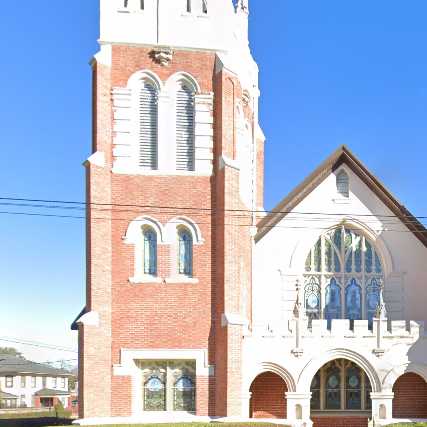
[[311, 372, 321, 410], [346, 367, 362, 409], [144, 377, 166, 411], [311, 360, 372, 412], [304, 277, 321, 324], [345, 278, 362, 321], [304, 226, 384, 324], [325, 367, 341, 410], [143, 227, 157, 275], [178, 228, 193, 276], [325, 278, 342, 324], [174, 377, 195, 412]]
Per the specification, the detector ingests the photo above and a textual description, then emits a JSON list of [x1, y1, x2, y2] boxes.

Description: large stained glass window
[[138, 360, 196, 413], [178, 228, 193, 276], [143, 227, 157, 275], [311, 359, 372, 412], [305, 226, 384, 327]]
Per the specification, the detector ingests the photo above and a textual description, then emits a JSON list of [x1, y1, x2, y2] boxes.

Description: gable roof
[[34, 388, 70, 397], [0, 391, 18, 399], [256, 145, 427, 246], [0, 355, 72, 377]]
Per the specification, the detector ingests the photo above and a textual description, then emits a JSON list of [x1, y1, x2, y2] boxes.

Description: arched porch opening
[[310, 359, 371, 427], [249, 372, 288, 419], [392, 373, 427, 419]]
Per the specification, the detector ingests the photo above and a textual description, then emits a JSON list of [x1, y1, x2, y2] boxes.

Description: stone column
[[286, 392, 313, 427], [370, 392, 394, 426], [240, 391, 252, 417]]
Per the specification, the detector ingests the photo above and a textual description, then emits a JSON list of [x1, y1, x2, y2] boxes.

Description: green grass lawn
[[47, 424, 285, 427], [386, 424, 427, 427]]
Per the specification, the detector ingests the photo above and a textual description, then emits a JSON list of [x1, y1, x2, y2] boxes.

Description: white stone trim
[[124, 216, 165, 245], [76, 311, 99, 328], [164, 276, 199, 284], [84, 152, 105, 168], [221, 313, 249, 327], [219, 155, 240, 171], [164, 216, 204, 245]]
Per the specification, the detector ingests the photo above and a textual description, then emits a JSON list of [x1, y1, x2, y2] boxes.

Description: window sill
[[165, 276, 199, 285], [129, 276, 163, 285]]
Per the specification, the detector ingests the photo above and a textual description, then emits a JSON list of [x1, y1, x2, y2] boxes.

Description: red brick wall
[[312, 417, 368, 427], [249, 372, 287, 419], [393, 372, 427, 418]]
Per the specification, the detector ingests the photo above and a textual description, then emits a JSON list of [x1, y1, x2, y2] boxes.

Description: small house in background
[[0, 354, 76, 410]]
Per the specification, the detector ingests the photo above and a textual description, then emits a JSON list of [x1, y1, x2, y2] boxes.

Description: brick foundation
[[249, 372, 287, 419], [392, 372, 427, 418]]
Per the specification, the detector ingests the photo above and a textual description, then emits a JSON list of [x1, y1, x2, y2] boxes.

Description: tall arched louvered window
[[336, 170, 350, 197], [176, 82, 195, 171], [138, 80, 158, 170]]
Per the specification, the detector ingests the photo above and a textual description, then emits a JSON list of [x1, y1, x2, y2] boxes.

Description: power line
[[0, 195, 426, 221], [0, 209, 425, 234], [0, 337, 77, 354]]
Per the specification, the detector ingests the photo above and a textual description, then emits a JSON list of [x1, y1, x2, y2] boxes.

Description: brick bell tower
[[75, 0, 265, 419]]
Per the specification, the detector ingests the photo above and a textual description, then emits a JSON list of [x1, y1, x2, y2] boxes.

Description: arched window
[[139, 80, 158, 170], [304, 276, 321, 324], [173, 377, 195, 412], [305, 226, 383, 327], [178, 228, 193, 276], [336, 170, 349, 198], [144, 376, 166, 411], [325, 278, 342, 326], [311, 360, 372, 412], [143, 227, 157, 275], [176, 82, 195, 171], [345, 278, 362, 321]]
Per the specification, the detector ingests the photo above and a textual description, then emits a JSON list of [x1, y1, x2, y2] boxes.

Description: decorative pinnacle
[[375, 279, 388, 320], [237, 0, 249, 14]]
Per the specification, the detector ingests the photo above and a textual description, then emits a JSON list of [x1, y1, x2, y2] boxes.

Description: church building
[[72, 1, 427, 426]]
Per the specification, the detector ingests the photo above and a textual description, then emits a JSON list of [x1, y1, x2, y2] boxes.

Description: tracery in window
[[336, 170, 350, 198], [143, 226, 157, 275], [311, 360, 372, 412], [304, 226, 383, 327], [138, 80, 159, 170], [176, 81, 195, 171], [178, 228, 193, 276]]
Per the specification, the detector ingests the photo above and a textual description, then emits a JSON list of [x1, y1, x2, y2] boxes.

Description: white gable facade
[[245, 148, 427, 426]]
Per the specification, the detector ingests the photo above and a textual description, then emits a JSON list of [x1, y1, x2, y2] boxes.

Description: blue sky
[[0, 1, 426, 364]]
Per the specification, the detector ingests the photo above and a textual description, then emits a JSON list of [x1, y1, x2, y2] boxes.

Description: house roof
[[0, 391, 18, 400], [34, 388, 70, 397], [256, 145, 427, 246], [0, 355, 73, 377]]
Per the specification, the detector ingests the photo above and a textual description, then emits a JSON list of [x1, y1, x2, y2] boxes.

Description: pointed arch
[[298, 348, 381, 394], [124, 216, 164, 244], [164, 216, 203, 245], [165, 72, 201, 94]]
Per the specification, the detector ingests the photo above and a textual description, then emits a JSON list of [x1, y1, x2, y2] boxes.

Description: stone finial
[[237, 0, 249, 14], [375, 279, 388, 320]]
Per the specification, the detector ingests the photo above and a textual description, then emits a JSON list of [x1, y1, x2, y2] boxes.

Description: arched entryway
[[250, 372, 288, 419], [393, 373, 427, 418], [310, 359, 371, 427]]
